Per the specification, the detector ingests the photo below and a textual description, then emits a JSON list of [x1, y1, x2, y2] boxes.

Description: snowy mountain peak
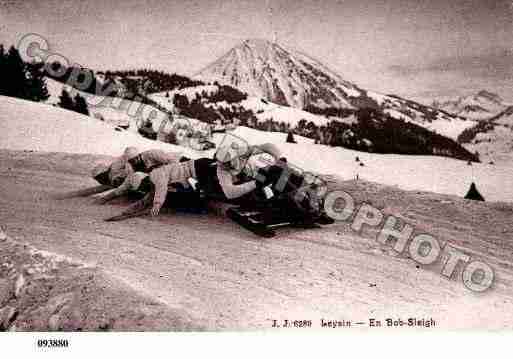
[[196, 38, 362, 109], [241, 38, 277, 51], [436, 90, 509, 120], [476, 90, 504, 105], [194, 38, 481, 142]]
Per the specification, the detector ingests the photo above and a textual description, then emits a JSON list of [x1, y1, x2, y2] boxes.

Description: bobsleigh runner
[[57, 152, 335, 238]]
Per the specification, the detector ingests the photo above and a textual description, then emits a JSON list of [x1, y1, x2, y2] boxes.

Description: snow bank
[[222, 126, 314, 145], [0, 95, 196, 158], [238, 97, 329, 127], [2, 95, 512, 202], [269, 143, 513, 203], [213, 126, 513, 202], [0, 234, 197, 331], [425, 118, 476, 140], [45, 78, 167, 134], [368, 91, 476, 140]]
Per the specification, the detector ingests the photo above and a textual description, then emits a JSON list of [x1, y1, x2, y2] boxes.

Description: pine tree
[[74, 93, 89, 116], [58, 89, 75, 111], [5, 46, 27, 99], [297, 119, 307, 134], [0, 44, 49, 101], [0, 46, 4, 71], [0, 45, 6, 96], [26, 62, 50, 101]]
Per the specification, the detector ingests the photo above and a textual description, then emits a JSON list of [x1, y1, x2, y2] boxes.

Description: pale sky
[[1, 0, 512, 103]]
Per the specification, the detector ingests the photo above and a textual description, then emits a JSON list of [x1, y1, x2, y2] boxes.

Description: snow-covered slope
[[150, 80, 473, 141], [274, 141, 512, 203], [436, 90, 510, 120], [45, 78, 168, 133], [196, 39, 359, 109], [0, 95, 189, 157], [223, 126, 314, 145], [367, 92, 475, 140], [494, 106, 513, 126], [196, 39, 474, 140], [2, 95, 512, 202], [458, 106, 513, 163], [213, 96, 331, 127], [464, 125, 513, 163], [150, 85, 330, 128], [150, 85, 218, 110]]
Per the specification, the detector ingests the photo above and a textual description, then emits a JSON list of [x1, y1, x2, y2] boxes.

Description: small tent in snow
[[464, 182, 485, 201], [286, 132, 297, 143]]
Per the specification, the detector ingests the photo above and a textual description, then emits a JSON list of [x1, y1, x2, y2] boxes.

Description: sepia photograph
[[0, 0, 512, 355]]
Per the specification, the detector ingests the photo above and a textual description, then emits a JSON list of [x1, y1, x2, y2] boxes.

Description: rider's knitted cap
[[123, 146, 139, 161]]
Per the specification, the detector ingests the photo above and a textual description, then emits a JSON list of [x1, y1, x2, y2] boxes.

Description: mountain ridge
[[435, 90, 510, 120], [196, 38, 477, 141], [196, 38, 361, 109]]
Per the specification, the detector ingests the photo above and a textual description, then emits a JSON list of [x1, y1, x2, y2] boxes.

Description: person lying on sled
[[93, 172, 150, 204], [93, 149, 189, 204], [106, 143, 283, 220], [92, 147, 186, 188], [90, 146, 138, 187], [125, 148, 188, 173], [56, 147, 186, 200], [54, 146, 139, 199]]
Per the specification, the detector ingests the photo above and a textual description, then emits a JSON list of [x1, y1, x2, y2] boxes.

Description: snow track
[[1, 150, 513, 329]]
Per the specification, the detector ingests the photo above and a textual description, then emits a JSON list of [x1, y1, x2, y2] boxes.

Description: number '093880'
[[37, 339, 69, 348]]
